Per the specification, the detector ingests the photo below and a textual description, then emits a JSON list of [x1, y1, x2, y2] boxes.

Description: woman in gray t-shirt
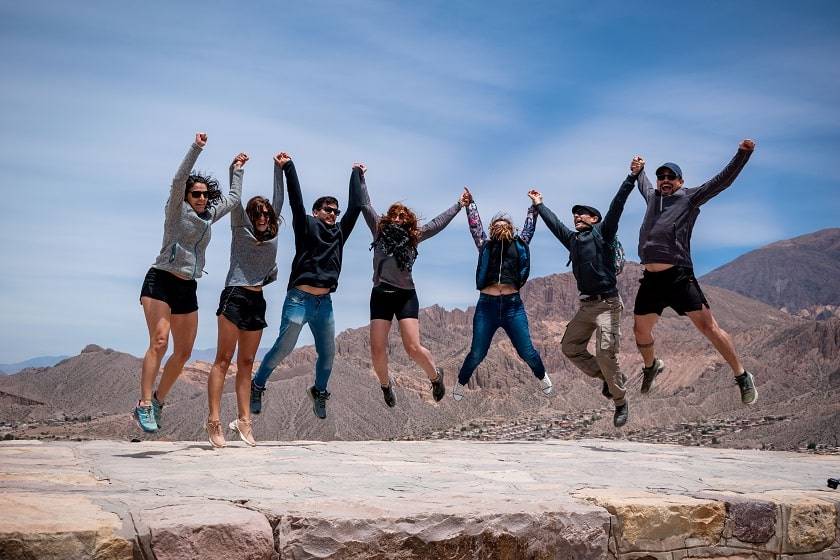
[[357, 163, 468, 408]]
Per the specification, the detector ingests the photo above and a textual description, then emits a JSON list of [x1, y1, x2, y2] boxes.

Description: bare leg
[[208, 315, 238, 422], [140, 297, 171, 405], [633, 313, 660, 368], [686, 307, 744, 375], [156, 311, 198, 401], [235, 328, 263, 420], [370, 319, 392, 386], [398, 318, 438, 380]]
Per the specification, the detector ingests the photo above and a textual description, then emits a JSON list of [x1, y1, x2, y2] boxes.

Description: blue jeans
[[252, 288, 336, 392], [458, 292, 545, 385]]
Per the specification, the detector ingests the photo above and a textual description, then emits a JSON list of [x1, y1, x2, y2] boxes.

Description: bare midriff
[[295, 284, 331, 296], [644, 263, 675, 272], [242, 285, 263, 292], [480, 283, 519, 296]]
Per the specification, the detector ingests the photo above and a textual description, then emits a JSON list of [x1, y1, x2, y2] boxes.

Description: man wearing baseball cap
[[633, 139, 758, 405], [528, 156, 639, 427]]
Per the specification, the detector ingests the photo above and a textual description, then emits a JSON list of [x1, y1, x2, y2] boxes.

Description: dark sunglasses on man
[[320, 206, 341, 216], [656, 173, 678, 181]]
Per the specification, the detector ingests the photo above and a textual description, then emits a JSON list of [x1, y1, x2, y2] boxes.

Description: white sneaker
[[228, 418, 257, 447], [452, 382, 466, 401], [540, 373, 554, 396]]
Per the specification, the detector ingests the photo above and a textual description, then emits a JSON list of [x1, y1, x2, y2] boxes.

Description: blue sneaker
[[133, 403, 158, 433], [152, 392, 164, 428]]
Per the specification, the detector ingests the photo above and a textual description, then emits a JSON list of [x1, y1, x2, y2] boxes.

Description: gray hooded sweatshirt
[[151, 143, 241, 279], [636, 148, 752, 268], [224, 164, 285, 287]]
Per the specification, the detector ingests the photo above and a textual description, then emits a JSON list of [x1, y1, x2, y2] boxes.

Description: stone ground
[[2, 438, 840, 559]]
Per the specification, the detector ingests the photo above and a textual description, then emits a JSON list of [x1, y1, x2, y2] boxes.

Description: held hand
[[739, 139, 756, 151], [274, 152, 291, 168], [630, 155, 645, 176], [527, 189, 543, 205], [195, 132, 208, 148], [232, 152, 249, 169], [352, 162, 367, 174], [461, 186, 474, 206]]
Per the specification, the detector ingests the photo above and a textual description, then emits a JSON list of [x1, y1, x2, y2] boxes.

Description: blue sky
[[1, 1, 838, 362]]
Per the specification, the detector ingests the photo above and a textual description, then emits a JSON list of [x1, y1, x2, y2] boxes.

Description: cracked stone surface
[[2, 438, 839, 559]]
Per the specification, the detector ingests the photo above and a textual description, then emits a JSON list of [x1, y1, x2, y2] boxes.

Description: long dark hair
[[185, 172, 222, 206], [246, 196, 280, 241]]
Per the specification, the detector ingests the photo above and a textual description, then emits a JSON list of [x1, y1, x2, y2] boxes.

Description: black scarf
[[372, 223, 418, 271]]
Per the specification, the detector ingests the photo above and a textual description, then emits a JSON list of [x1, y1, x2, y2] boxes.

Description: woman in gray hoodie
[[136, 133, 242, 434], [205, 152, 285, 448]]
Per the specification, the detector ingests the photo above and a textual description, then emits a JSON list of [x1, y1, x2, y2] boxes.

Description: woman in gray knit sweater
[[205, 152, 286, 448], [358, 164, 469, 407], [135, 133, 242, 434]]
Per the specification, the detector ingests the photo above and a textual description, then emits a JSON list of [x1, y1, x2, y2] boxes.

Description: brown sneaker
[[205, 419, 226, 448], [229, 418, 257, 447]]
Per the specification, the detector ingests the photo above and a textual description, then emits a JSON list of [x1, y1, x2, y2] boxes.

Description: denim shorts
[[140, 267, 198, 315], [216, 286, 268, 331]]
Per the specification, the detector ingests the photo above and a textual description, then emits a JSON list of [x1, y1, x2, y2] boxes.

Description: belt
[[579, 291, 618, 302]]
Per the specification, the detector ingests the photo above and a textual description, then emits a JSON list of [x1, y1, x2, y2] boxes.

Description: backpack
[[566, 229, 626, 275]]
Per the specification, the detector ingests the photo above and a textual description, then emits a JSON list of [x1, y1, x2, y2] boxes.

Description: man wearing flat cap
[[633, 139, 757, 405], [528, 157, 639, 427]]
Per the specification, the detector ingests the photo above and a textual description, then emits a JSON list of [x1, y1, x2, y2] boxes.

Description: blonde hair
[[489, 217, 514, 242]]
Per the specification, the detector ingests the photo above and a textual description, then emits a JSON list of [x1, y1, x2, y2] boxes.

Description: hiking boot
[[382, 384, 397, 408], [613, 401, 629, 428], [250, 381, 265, 414], [452, 382, 466, 401], [152, 392, 164, 428], [640, 358, 664, 394], [735, 371, 758, 405], [133, 403, 158, 433], [431, 367, 445, 402], [228, 417, 257, 447], [601, 379, 612, 399], [308, 386, 330, 420], [540, 372, 554, 396], [205, 419, 226, 448]]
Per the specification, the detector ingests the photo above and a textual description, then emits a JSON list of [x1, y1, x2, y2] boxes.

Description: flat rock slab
[[1, 439, 839, 559]]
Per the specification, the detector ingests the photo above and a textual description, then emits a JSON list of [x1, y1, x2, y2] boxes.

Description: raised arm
[[464, 188, 486, 251], [635, 154, 655, 202], [339, 165, 364, 240], [281, 157, 307, 236], [165, 133, 205, 218], [229, 156, 247, 228], [418, 190, 467, 242], [519, 204, 539, 245], [212, 152, 246, 223], [354, 164, 379, 237], [529, 190, 573, 250], [600, 159, 641, 241], [272, 153, 287, 217], [690, 140, 755, 206]]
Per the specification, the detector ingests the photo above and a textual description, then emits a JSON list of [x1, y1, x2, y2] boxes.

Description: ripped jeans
[[561, 296, 626, 405]]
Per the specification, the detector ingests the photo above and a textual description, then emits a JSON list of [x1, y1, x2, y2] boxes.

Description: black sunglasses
[[656, 173, 678, 181], [254, 209, 270, 218], [320, 206, 341, 216], [189, 190, 209, 199]]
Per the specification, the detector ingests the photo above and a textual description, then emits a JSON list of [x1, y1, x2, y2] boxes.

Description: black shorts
[[140, 267, 198, 315], [370, 283, 420, 321], [633, 266, 709, 316], [216, 286, 268, 331]]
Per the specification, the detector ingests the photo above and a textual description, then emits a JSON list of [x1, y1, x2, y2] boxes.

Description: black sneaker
[[601, 380, 612, 399], [381, 384, 396, 408], [640, 358, 664, 394], [613, 401, 629, 428], [735, 371, 758, 405], [250, 382, 265, 415], [431, 367, 445, 402], [308, 386, 330, 419]]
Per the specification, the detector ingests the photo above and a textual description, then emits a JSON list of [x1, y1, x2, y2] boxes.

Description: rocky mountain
[[0, 354, 68, 374], [701, 227, 840, 314], [3, 260, 837, 452]]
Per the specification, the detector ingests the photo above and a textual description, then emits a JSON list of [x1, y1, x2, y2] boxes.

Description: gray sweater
[[224, 164, 285, 287], [359, 177, 461, 290], [636, 148, 752, 268], [151, 143, 241, 279]]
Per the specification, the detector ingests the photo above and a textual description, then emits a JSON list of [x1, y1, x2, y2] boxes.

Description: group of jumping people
[[136, 132, 758, 447]]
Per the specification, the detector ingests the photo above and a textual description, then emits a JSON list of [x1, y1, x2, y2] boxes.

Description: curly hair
[[185, 172, 222, 206], [489, 214, 515, 242], [245, 196, 281, 241], [377, 203, 420, 248]]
